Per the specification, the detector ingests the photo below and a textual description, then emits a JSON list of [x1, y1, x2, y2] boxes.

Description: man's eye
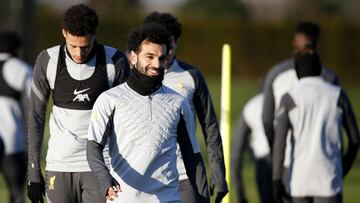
[[147, 56, 154, 60]]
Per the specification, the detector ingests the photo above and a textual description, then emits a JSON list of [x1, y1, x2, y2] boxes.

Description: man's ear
[[62, 29, 67, 38], [128, 51, 137, 66]]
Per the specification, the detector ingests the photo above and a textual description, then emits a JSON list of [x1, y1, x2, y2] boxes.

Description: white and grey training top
[[27, 43, 129, 182], [163, 59, 228, 192], [87, 83, 207, 202], [0, 53, 32, 155], [273, 77, 359, 196], [231, 93, 271, 201], [232, 93, 270, 159], [262, 58, 339, 167]]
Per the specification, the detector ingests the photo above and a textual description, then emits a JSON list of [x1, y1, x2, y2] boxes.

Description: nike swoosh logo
[[73, 88, 91, 95]]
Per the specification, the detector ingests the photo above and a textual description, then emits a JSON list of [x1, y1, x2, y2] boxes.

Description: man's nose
[[73, 47, 81, 57], [152, 58, 160, 68]]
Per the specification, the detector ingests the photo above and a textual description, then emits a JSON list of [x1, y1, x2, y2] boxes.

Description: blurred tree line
[[1, 0, 359, 85], [0, 0, 35, 62]]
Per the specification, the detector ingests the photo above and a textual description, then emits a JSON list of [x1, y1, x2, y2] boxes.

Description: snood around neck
[[126, 67, 164, 96], [295, 53, 321, 79]]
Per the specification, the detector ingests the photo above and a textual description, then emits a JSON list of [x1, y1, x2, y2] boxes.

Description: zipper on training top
[[148, 95, 152, 120]]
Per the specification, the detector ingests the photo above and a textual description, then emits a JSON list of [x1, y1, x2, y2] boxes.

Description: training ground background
[[0, 77, 359, 203], [1, 1, 360, 202]]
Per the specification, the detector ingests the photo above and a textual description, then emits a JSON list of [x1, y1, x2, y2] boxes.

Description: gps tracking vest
[[52, 44, 110, 110], [0, 60, 21, 100]]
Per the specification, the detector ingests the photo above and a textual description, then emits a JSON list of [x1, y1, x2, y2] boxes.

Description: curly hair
[[295, 21, 320, 49], [62, 4, 98, 36], [0, 31, 22, 56], [128, 23, 171, 54], [142, 12, 182, 41]]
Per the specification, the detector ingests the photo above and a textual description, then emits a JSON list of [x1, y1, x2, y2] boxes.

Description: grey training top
[[273, 77, 359, 196], [231, 93, 271, 201], [262, 58, 339, 167], [87, 84, 209, 202], [163, 59, 228, 193], [27, 44, 129, 182]]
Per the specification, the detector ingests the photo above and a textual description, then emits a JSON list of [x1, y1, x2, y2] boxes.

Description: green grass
[[1, 77, 359, 202]]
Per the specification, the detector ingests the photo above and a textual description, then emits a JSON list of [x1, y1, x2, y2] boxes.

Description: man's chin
[[148, 73, 159, 77], [147, 70, 160, 77], [74, 59, 84, 64]]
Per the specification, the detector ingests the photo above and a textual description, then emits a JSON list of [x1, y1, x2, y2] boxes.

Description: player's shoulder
[[103, 45, 125, 56], [267, 58, 293, 77], [32, 45, 57, 68], [2, 57, 32, 84], [321, 65, 338, 81], [105, 83, 127, 96], [161, 85, 187, 104], [103, 45, 117, 55], [103, 45, 127, 63], [245, 93, 263, 110], [44, 45, 61, 59], [162, 85, 183, 97], [5, 57, 32, 71], [262, 58, 294, 90], [96, 84, 126, 105], [321, 64, 336, 74], [176, 59, 207, 81], [321, 79, 341, 93]]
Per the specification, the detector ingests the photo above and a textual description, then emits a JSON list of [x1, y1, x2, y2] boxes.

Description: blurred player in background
[[262, 22, 339, 202], [231, 93, 274, 203], [0, 31, 33, 203], [272, 52, 359, 203], [262, 21, 339, 149]]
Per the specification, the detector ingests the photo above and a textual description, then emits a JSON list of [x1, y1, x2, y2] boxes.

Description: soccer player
[[262, 22, 339, 202], [262, 21, 339, 148], [231, 93, 274, 203], [0, 31, 33, 203], [143, 12, 228, 203], [87, 23, 209, 203], [272, 52, 359, 203], [27, 4, 129, 203]]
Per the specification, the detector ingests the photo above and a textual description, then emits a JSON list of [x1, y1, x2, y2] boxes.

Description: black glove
[[272, 179, 285, 203], [214, 191, 228, 203], [27, 174, 45, 203], [209, 178, 228, 203]]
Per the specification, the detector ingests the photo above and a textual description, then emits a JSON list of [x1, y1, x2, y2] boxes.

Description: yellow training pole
[[220, 44, 231, 203]]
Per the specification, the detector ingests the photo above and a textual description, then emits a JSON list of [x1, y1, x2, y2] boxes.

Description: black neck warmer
[[127, 67, 164, 96], [295, 53, 321, 79]]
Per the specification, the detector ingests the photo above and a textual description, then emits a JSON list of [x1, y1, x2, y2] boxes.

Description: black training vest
[[0, 59, 21, 100], [52, 44, 110, 110]]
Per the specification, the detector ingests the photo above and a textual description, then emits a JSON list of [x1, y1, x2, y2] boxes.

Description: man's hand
[[214, 191, 228, 203], [27, 175, 45, 203], [272, 179, 285, 203], [106, 185, 122, 201], [209, 178, 228, 203]]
